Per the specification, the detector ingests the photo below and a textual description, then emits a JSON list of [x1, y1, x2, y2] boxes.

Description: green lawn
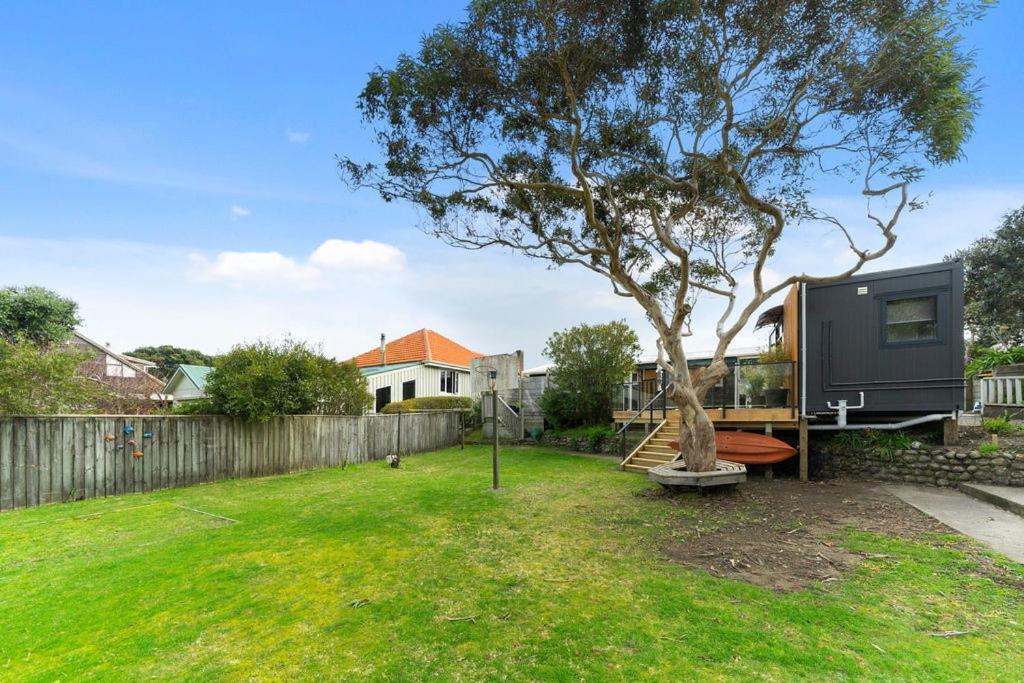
[[1, 445, 1021, 681]]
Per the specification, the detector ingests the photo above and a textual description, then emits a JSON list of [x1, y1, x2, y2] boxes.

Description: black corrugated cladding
[[803, 260, 965, 416]]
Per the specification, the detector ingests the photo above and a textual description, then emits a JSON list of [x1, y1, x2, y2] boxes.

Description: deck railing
[[980, 375, 1024, 409], [615, 360, 798, 417]]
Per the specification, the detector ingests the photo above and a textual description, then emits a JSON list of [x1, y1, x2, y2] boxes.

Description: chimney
[[380, 333, 386, 366]]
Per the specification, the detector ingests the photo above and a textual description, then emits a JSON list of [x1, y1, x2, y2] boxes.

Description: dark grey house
[[802, 260, 965, 422]]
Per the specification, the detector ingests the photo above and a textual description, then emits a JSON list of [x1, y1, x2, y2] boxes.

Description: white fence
[[980, 375, 1024, 410]]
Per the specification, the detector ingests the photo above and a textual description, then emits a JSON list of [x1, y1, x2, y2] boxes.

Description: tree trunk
[[669, 372, 717, 472]]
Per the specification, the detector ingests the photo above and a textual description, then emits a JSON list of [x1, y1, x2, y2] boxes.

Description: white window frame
[[439, 369, 459, 394]]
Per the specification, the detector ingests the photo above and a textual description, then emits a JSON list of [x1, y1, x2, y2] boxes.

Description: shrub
[[0, 338, 99, 414], [541, 321, 641, 428], [205, 339, 372, 421], [381, 396, 473, 414], [965, 346, 1024, 378], [541, 423, 616, 453], [828, 429, 913, 461], [982, 414, 1020, 435]]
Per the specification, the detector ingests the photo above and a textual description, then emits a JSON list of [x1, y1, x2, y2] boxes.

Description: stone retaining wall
[[817, 444, 1024, 487]]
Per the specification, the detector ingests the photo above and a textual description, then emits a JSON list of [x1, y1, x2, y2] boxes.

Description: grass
[[1, 445, 1022, 681]]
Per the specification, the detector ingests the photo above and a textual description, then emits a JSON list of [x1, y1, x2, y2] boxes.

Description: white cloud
[[309, 239, 405, 272], [286, 129, 311, 144], [187, 238, 406, 289], [189, 250, 320, 288], [230, 205, 251, 219]]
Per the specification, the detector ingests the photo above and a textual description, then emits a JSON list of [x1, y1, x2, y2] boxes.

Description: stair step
[[622, 463, 653, 473], [630, 457, 670, 466], [960, 483, 1024, 517], [634, 451, 674, 460]]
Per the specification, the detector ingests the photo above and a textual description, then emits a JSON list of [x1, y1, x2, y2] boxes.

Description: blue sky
[[1, 1, 1022, 366]]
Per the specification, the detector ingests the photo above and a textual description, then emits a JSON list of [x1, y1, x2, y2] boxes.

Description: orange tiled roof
[[351, 329, 484, 369]]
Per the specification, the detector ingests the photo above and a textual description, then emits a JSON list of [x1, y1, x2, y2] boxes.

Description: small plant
[[982, 413, 1021, 436], [978, 441, 1001, 455], [828, 430, 912, 461]]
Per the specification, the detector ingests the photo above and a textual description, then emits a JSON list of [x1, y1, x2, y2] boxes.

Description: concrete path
[[886, 485, 1024, 563], [960, 483, 1024, 517]]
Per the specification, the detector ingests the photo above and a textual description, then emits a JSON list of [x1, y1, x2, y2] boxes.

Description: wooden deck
[[613, 407, 798, 427]]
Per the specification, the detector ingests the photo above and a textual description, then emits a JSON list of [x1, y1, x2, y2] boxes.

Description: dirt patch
[[651, 479, 949, 592], [959, 426, 1024, 451]]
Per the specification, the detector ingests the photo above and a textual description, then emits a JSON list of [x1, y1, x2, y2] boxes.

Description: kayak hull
[[668, 432, 797, 465]]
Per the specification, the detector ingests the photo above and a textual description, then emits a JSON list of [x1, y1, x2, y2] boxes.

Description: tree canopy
[[126, 345, 215, 380], [203, 339, 372, 421], [0, 339, 98, 415], [342, 0, 984, 470], [540, 320, 641, 428], [0, 286, 80, 346], [952, 205, 1024, 347]]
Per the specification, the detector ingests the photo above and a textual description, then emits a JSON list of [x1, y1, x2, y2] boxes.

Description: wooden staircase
[[621, 411, 681, 473]]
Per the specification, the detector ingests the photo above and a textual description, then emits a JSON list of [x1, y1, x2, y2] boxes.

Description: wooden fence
[[0, 411, 461, 511]]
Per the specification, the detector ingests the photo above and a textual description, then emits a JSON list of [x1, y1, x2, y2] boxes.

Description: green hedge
[[380, 396, 473, 414]]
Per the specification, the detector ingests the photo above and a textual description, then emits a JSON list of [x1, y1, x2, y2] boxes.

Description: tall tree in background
[[540, 321, 641, 428], [952, 206, 1024, 347], [342, 0, 983, 471], [0, 286, 80, 346], [126, 345, 215, 380]]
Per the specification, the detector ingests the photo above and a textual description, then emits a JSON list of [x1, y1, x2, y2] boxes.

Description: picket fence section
[[0, 412, 461, 511]]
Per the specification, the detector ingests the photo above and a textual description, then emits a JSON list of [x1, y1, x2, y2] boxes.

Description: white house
[[351, 329, 484, 412]]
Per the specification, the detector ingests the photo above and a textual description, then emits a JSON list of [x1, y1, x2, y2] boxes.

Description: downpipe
[[807, 413, 954, 431]]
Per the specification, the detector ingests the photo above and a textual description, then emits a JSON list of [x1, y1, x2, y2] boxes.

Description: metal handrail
[[616, 388, 665, 460]]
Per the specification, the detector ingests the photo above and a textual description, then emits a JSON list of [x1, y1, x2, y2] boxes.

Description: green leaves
[[955, 206, 1024, 347], [540, 321, 641, 428], [204, 340, 372, 421], [0, 286, 80, 347], [0, 339, 98, 415]]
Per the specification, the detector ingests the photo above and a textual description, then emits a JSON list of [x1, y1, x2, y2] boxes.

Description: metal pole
[[492, 389, 500, 489]]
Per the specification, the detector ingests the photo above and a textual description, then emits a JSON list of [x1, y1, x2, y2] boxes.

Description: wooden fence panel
[[0, 412, 460, 510]]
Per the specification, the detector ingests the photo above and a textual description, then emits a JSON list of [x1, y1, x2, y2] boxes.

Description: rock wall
[[817, 445, 1024, 487]]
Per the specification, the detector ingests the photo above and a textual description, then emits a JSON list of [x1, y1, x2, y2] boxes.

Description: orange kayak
[[668, 432, 797, 465]]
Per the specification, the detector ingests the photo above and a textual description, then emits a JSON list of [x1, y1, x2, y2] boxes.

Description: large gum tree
[[341, 0, 984, 471]]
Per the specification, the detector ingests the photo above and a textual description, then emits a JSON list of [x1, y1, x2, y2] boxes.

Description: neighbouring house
[[351, 329, 485, 413], [163, 364, 214, 404], [67, 331, 168, 407]]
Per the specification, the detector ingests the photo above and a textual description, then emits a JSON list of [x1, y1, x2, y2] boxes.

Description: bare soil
[[649, 479, 950, 592], [958, 426, 1024, 451]]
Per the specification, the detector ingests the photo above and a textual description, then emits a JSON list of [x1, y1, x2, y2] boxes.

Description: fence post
[[397, 410, 402, 457]]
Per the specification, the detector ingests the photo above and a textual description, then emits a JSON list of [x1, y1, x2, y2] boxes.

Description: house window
[[375, 386, 391, 413], [440, 370, 459, 394], [105, 356, 136, 378], [885, 295, 938, 343], [402, 380, 416, 401]]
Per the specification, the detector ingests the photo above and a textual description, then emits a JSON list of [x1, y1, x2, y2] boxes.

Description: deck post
[[942, 416, 959, 446], [798, 418, 808, 482]]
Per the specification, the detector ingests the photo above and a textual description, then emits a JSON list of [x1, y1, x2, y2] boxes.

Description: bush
[[982, 414, 1021, 435], [541, 423, 616, 453], [380, 396, 473, 414], [828, 429, 913, 461], [965, 346, 1024, 378], [205, 339, 373, 421], [0, 338, 100, 414], [541, 321, 641, 428]]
